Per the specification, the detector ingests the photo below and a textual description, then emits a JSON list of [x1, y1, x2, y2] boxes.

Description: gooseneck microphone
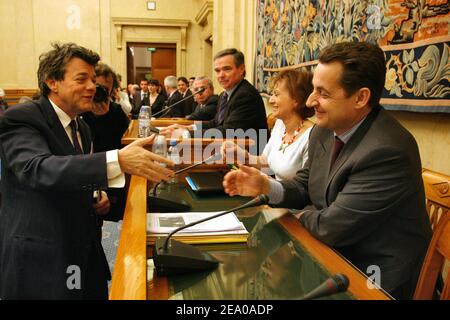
[[173, 152, 222, 175], [150, 152, 222, 202], [152, 87, 206, 118], [299, 274, 350, 300], [153, 194, 270, 276]]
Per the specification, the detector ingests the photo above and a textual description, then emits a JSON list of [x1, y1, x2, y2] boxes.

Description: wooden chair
[[422, 168, 449, 231], [267, 112, 276, 131], [413, 213, 450, 299]]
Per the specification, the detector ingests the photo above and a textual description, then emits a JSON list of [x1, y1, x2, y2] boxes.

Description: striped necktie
[[217, 92, 228, 123], [69, 120, 83, 154]]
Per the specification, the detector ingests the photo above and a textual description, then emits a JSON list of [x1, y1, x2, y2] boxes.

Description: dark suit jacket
[[81, 102, 130, 222], [0, 97, 110, 299], [161, 90, 186, 118], [278, 106, 432, 299], [186, 95, 219, 121], [182, 89, 194, 115], [131, 91, 150, 119], [203, 79, 267, 133], [149, 93, 165, 117]]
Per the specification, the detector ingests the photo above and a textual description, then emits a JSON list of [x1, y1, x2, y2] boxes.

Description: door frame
[[112, 18, 189, 85]]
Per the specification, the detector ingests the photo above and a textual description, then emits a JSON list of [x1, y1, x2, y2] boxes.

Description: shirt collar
[[335, 116, 367, 144], [224, 79, 243, 100], [48, 98, 74, 129]]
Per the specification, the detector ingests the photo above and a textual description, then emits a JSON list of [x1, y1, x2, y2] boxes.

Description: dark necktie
[[217, 92, 228, 123], [69, 120, 83, 154], [330, 136, 344, 169]]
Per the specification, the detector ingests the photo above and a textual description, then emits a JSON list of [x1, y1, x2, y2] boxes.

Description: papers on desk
[[147, 211, 249, 245]]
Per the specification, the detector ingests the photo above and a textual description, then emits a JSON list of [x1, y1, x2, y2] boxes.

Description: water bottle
[[167, 140, 181, 184], [152, 134, 167, 167], [138, 105, 151, 137]]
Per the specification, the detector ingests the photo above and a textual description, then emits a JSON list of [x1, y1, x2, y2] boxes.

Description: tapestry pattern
[[254, 0, 450, 112]]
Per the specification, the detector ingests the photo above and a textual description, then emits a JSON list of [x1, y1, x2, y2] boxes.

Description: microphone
[[152, 87, 206, 118], [153, 194, 270, 276], [173, 152, 222, 175], [299, 274, 349, 300], [149, 153, 223, 211]]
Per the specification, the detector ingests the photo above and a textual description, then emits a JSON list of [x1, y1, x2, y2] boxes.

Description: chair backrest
[[267, 112, 276, 131], [413, 213, 450, 300], [422, 168, 449, 231]]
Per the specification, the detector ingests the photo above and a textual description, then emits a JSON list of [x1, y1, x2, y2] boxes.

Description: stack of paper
[[146, 211, 249, 245]]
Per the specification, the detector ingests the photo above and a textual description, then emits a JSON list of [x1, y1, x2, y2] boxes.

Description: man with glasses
[[186, 76, 218, 121]]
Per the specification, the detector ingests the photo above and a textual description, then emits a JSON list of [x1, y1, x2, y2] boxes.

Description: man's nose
[[306, 92, 317, 108], [87, 79, 96, 91]]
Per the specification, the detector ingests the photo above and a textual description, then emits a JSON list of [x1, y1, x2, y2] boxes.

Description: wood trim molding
[[112, 17, 190, 50], [195, 1, 213, 26]]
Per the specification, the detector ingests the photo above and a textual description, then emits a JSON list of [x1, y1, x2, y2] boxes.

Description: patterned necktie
[[69, 120, 83, 154], [330, 136, 344, 169], [217, 92, 228, 123]]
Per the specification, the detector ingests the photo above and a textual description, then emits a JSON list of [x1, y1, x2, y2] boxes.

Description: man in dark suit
[[161, 48, 268, 152], [186, 76, 218, 121], [130, 79, 150, 119], [177, 76, 194, 115], [223, 42, 432, 299], [158, 75, 185, 118], [0, 43, 174, 299]]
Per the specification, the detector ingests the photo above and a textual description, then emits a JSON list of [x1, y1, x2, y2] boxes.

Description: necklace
[[279, 121, 304, 153]]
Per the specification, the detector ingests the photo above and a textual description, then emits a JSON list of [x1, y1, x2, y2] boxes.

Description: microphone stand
[[153, 194, 269, 276], [150, 152, 221, 203], [152, 88, 205, 118]]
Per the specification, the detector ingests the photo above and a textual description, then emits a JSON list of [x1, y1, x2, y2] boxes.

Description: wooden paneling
[[109, 175, 147, 300]]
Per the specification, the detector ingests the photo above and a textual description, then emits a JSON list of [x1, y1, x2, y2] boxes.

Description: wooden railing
[[3, 89, 39, 106]]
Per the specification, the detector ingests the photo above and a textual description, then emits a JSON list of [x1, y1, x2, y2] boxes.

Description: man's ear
[[238, 64, 245, 77], [354, 87, 371, 109], [45, 79, 58, 93]]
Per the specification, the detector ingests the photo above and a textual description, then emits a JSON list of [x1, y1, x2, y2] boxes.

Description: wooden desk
[[110, 176, 391, 300]]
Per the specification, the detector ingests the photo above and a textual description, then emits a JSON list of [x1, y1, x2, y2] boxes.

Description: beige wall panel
[[389, 112, 450, 175], [0, 0, 36, 88], [32, 0, 101, 55]]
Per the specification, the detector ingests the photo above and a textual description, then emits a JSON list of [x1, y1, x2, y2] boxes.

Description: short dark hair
[[37, 42, 100, 97], [319, 41, 386, 108], [95, 62, 119, 92], [214, 48, 245, 67], [272, 69, 315, 119], [140, 79, 149, 84], [177, 77, 189, 85], [149, 79, 160, 86]]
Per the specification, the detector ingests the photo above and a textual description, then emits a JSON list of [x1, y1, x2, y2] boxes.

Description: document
[[148, 211, 246, 234], [146, 211, 249, 245]]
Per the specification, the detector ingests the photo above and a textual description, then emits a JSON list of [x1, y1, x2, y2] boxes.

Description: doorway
[[126, 43, 176, 86]]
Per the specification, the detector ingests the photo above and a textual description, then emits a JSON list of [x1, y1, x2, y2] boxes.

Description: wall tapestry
[[254, 0, 450, 113]]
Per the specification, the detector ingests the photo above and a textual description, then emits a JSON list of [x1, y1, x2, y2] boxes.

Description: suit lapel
[[37, 97, 80, 155], [325, 106, 382, 201], [219, 79, 246, 124]]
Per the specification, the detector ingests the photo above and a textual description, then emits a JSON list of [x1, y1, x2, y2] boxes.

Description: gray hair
[[195, 76, 214, 90], [164, 75, 178, 89]]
